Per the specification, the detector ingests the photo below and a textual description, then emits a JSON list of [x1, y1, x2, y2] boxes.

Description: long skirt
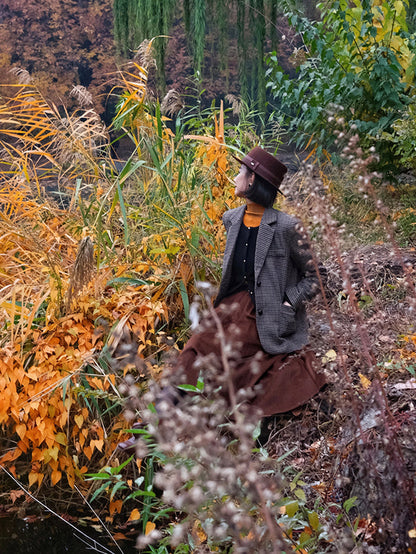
[[173, 290, 326, 417]]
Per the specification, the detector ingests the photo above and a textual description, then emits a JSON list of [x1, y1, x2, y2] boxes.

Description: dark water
[[0, 515, 137, 554]]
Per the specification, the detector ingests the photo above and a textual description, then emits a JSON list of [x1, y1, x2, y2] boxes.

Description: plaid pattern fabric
[[215, 205, 319, 354]]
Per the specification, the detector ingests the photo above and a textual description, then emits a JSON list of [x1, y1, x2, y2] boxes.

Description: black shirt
[[223, 223, 258, 305]]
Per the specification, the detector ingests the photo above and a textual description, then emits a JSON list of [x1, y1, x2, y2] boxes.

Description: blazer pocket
[[280, 303, 296, 336], [268, 246, 285, 256]]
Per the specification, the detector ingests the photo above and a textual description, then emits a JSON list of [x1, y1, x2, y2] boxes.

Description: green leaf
[[110, 480, 128, 500], [90, 481, 111, 502], [294, 488, 307, 502], [126, 490, 157, 500], [116, 178, 129, 245], [252, 420, 262, 441], [196, 375, 204, 391], [177, 383, 200, 392], [106, 276, 150, 287], [178, 279, 190, 321], [276, 447, 297, 463], [85, 472, 112, 480], [285, 500, 299, 518], [308, 510, 320, 530], [299, 531, 312, 545], [343, 496, 358, 514], [110, 454, 134, 475]]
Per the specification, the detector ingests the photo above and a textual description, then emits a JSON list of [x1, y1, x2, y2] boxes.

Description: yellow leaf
[[74, 414, 84, 428], [54, 432, 67, 446], [299, 530, 312, 545], [128, 508, 141, 522], [47, 446, 59, 461], [408, 529, 416, 538], [145, 521, 156, 535], [192, 520, 207, 544], [15, 423, 26, 440], [28, 471, 38, 488], [359, 373, 371, 390], [322, 349, 337, 364]]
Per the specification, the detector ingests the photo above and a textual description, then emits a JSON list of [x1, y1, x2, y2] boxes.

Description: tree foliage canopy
[[112, 0, 285, 106], [266, 0, 416, 171]]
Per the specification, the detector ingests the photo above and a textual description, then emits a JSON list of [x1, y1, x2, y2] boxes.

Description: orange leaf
[[113, 533, 128, 540], [83, 445, 92, 460], [145, 521, 156, 535], [15, 423, 26, 440], [91, 439, 104, 452], [109, 499, 123, 515], [359, 373, 371, 390], [128, 508, 141, 522], [10, 490, 25, 503], [66, 471, 75, 489], [0, 448, 22, 464], [51, 470, 62, 486]]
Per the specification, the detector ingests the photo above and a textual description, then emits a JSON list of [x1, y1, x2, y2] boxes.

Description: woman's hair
[[244, 172, 278, 208]]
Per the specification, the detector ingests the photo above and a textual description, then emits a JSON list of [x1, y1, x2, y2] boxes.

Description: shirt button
[[257, 281, 261, 287], [257, 309, 263, 315], [243, 259, 246, 263]]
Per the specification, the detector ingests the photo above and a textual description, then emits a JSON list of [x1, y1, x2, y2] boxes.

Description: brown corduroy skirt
[[174, 291, 326, 417]]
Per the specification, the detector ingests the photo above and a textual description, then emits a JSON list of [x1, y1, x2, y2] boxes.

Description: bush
[[266, 0, 415, 174]]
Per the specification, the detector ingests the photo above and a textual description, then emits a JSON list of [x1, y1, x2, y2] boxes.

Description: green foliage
[[382, 97, 416, 171], [266, 0, 415, 172], [191, 0, 206, 74], [86, 426, 169, 536], [112, 0, 284, 108], [113, 0, 175, 88], [109, 81, 283, 293]]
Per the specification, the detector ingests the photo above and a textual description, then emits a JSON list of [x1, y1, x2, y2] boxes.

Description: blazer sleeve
[[284, 222, 320, 308]]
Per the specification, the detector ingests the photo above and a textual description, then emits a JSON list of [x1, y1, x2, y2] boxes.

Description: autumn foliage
[[0, 54, 235, 499]]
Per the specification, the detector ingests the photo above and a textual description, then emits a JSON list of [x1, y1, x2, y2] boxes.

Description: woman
[[118, 147, 326, 450], [170, 146, 326, 417]]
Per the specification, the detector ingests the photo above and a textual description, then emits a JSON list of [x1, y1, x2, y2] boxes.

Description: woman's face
[[234, 165, 254, 198]]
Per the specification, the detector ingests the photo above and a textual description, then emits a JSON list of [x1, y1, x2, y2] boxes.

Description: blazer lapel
[[255, 208, 278, 277]]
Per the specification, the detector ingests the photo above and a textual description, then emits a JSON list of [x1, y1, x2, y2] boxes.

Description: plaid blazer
[[214, 205, 319, 354]]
